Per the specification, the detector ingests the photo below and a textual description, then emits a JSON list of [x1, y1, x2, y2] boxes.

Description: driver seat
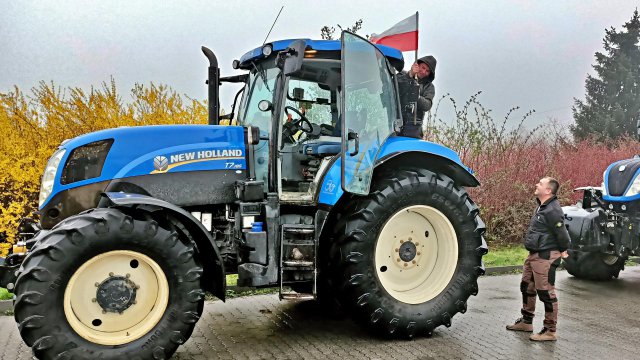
[[302, 136, 342, 157]]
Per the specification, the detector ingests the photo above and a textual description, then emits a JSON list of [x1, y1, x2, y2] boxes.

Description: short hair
[[545, 177, 560, 195]]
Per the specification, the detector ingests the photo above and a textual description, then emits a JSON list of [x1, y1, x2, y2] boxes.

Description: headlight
[[624, 174, 640, 197], [601, 171, 607, 195], [262, 44, 273, 56], [39, 148, 66, 207]]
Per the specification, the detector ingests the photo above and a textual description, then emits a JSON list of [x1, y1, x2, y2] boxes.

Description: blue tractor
[[0, 32, 486, 359], [563, 158, 640, 280]]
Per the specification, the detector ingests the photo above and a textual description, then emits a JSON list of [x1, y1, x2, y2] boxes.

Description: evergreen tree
[[572, 9, 640, 140]]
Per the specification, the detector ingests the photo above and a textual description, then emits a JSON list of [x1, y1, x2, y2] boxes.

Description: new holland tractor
[[562, 157, 640, 280], [0, 32, 487, 359]]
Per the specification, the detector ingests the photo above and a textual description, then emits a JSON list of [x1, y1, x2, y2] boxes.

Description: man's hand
[[560, 251, 569, 259], [410, 63, 420, 78]]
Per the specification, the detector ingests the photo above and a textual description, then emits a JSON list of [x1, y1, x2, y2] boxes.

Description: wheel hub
[[375, 205, 458, 304], [96, 275, 138, 313], [399, 241, 417, 262], [64, 250, 169, 346]]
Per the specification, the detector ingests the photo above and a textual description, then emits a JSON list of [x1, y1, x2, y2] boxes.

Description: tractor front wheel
[[13, 208, 204, 360], [563, 250, 626, 281]]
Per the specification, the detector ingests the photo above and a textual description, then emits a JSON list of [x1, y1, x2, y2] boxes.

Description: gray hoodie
[[401, 55, 436, 121], [415, 55, 436, 116]]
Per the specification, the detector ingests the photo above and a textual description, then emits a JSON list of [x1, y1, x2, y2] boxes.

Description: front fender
[[101, 192, 226, 301]]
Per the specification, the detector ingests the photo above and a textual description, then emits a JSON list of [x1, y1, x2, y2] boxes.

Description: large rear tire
[[13, 208, 204, 360], [563, 250, 626, 281], [331, 169, 486, 338]]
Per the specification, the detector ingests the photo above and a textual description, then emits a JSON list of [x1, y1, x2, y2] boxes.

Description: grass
[[0, 288, 13, 301], [483, 245, 529, 267]]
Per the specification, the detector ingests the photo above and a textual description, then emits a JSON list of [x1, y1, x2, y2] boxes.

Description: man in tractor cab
[[397, 55, 437, 138]]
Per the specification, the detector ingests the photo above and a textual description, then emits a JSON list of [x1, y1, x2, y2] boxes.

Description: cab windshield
[[238, 63, 280, 131]]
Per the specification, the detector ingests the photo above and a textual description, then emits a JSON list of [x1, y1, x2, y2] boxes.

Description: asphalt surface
[[1, 267, 640, 360]]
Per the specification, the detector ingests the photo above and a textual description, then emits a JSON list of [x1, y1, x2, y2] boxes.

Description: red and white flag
[[370, 12, 419, 52]]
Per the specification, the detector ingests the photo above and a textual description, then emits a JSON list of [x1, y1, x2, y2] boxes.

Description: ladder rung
[[282, 266, 315, 271], [282, 228, 314, 234], [281, 292, 315, 301], [283, 240, 315, 245]]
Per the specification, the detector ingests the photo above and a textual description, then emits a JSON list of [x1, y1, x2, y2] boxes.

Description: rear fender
[[317, 141, 479, 207], [101, 192, 226, 301]]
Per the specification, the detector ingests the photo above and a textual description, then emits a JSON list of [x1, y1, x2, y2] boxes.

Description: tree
[[320, 19, 365, 40], [572, 9, 640, 141]]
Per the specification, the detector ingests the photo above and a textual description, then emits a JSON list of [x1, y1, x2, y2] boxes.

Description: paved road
[[2, 267, 640, 360]]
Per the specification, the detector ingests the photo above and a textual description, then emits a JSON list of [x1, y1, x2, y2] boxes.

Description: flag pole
[[413, 11, 419, 126], [414, 11, 418, 65]]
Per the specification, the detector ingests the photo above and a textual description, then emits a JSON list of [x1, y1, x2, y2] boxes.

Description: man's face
[[534, 178, 550, 197], [416, 62, 431, 79]]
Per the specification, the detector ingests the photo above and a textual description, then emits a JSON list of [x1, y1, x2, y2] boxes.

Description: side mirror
[[277, 40, 307, 76]]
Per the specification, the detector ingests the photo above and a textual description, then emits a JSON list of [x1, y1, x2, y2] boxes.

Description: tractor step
[[279, 224, 317, 300], [280, 292, 315, 301]]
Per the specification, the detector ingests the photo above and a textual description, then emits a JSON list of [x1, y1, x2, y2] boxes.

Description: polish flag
[[370, 12, 419, 52]]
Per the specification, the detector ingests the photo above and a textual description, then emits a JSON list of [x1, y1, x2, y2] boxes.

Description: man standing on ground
[[506, 177, 571, 341]]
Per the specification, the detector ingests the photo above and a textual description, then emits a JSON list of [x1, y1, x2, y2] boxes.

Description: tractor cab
[[224, 34, 406, 204]]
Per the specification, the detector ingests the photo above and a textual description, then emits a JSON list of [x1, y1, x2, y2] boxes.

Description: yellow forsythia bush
[[0, 80, 209, 256]]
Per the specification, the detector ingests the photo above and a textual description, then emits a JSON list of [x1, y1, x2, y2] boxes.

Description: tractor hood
[[41, 125, 247, 209], [603, 158, 640, 201]]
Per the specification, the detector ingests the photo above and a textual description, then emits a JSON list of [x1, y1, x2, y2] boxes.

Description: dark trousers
[[400, 123, 423, 139], [520, 251, 562, 331]]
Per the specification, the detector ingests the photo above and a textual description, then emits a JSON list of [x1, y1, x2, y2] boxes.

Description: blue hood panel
[[46, 125, 246, 207]]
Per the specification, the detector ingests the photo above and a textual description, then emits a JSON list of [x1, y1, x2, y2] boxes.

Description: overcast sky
[[1, 0, 638, 128]]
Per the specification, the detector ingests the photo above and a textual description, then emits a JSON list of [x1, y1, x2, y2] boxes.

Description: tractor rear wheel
[[563, 250, 626, 281], [13, 208, 204, 360], [331, 169, 486, 338]]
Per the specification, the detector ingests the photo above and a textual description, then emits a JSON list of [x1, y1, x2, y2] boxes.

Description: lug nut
[[92, 298, 97, 303], [395, 248, 399, 252], [417, 252, 421, 256], [95, 282, 100, 287], [415, 242, 419, 246], [109, 272, 114, 277], [400, 240, 404, 243], [408, 237, 412, 241], [412, 260, 416, 264], [126, 273, 131, 278], [396, 258, 401, 262], [403, 263, 408, 267]]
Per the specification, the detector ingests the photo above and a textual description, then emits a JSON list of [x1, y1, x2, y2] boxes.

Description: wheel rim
[[375, 205, 458, 304], [64, 250, 169, 346], [601, 254, 619, 265]]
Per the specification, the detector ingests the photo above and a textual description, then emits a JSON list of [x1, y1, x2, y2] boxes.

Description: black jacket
[[523, 196, 571, 253], [400, 55, 436, 122]]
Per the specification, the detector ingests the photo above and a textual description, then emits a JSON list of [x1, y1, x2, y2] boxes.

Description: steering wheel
[[284, 106, 313, 134]]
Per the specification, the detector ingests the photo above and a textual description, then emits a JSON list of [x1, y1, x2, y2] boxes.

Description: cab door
[[340, 31, 399, 195]]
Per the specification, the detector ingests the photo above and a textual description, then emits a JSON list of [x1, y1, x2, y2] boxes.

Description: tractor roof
[[238, 39, 405, 71]]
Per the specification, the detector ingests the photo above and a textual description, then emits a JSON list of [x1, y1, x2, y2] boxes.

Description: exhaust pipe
[[201, 46, 220, 125]]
